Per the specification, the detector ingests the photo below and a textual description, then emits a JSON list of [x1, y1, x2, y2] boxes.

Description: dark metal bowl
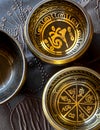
[[42, 66, 100, 130], [24, 0, 93, 65], [0, 30, 26, 104]]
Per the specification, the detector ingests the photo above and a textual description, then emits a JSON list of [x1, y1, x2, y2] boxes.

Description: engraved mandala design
[[29, 1, 87, 59], [57, 83, 98, 124], [45, 68, 100, 129]]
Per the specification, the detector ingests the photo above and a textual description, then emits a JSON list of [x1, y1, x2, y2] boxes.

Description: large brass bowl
[[0, 30, 26, 104], [24, 0, 93, 65], [42, 66, 100, 130]]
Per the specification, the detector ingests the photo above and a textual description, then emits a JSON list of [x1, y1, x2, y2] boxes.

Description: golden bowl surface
[[24, 0, 93, 65], [42, 66, 100, 130], [0, 30, 26, 104]]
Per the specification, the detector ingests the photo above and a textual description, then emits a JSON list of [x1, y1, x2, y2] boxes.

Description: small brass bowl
[[24, 0, 93, 65], [0, 30, 26, 104], [42, 67, 100, 130]]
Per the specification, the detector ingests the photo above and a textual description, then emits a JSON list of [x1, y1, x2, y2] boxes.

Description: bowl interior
[[28, 0, 89, 60], [0, 31, 25, 103], [42, 67, 100, 130]]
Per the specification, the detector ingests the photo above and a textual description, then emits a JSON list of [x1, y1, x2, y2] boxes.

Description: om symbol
[[44, 26, 74, 51]]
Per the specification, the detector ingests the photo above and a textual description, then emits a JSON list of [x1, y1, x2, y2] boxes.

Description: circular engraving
[[33, 10, 85, 57], [26, 0, 93, 64], [57, 83, 98, 125], [42, 67, 100, 129]]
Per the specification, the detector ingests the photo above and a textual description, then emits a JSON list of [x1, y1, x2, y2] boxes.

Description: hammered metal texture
[[0, 0, 100, 130]]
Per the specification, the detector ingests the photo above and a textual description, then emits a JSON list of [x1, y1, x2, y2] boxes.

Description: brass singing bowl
[[24, 0, 93, 65], [42, 66, 100, 130], [0, 30, 26, 104]]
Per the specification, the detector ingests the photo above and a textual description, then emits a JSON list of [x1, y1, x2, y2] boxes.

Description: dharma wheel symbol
[[57, 84, 98, 124]]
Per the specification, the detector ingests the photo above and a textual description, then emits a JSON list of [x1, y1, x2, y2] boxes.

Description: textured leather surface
[[0, 0, 100, 130]]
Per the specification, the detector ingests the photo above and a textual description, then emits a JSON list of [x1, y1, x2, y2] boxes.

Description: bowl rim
[[42, 66, 100, 130], [24, 0, 93, 65], [0, 29, 26, 104]]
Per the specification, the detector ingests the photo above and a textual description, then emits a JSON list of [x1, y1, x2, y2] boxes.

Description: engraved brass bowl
[[0, 30, 26, 104], [24, 0, 93, 65], [42, 66, 100, 130]]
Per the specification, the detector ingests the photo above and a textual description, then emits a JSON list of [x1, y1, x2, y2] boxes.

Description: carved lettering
[[61, 105, 71, 112], [68, 113, 75, 119]]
